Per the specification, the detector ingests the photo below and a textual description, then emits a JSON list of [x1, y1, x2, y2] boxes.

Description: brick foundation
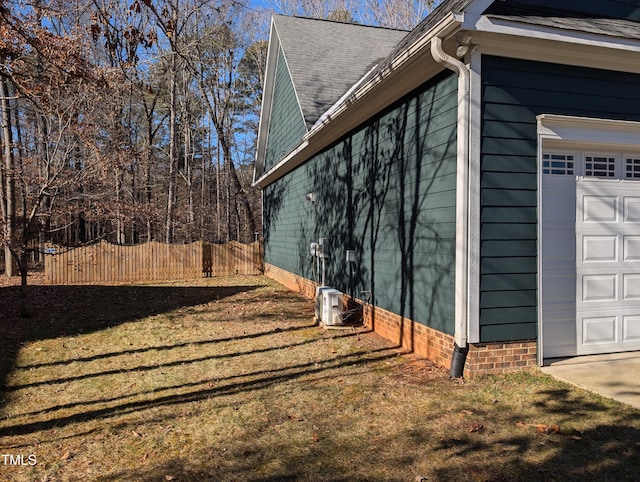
[[264, 263, 538, 376]]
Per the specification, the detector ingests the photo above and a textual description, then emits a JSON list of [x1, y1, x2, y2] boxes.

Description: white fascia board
[[255, 13, 460, 188], [253, 19, 280, 184], [537, 115, 640, 151], [466, 15, 640, 53], [253, 18, 309, 185], [253, 140, 310, 188], [474, 32, 640, 75]]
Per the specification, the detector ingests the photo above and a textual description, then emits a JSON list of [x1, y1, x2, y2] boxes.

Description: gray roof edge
[[272, 13, 410, 33], [272, 14, 410, 127]]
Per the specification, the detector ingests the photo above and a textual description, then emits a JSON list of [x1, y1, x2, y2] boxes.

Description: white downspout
[[430, 36, 470, 374]]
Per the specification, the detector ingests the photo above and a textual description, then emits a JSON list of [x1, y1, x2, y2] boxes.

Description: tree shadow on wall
[[262, 175, 291, 250], [305, 71, 457, 343]]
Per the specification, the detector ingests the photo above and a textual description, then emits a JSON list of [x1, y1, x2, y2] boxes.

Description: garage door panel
[[623, 315, 640, 342], [581, 235, 617, 263], [581, 315, 617, 345], [623, 197, 640, 222], [623, 236, 640, 261], [581, 274, 617, 302], [623, 274, 640, 300], [582, 195, 617, 223]]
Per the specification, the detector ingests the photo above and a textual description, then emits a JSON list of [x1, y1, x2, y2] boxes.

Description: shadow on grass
[[95, 394, 640, 482], [429, 423, 640, 481], [94, 417, 640, 481], [0, 282, 262, 413], [0, 346, 397, 437], [428, 385, 640, 482]]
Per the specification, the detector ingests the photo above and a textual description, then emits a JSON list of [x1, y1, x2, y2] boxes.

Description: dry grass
[[1, 275, 639, 481]]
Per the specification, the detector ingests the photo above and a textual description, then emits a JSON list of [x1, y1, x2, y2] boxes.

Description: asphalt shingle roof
[[485, 1, 640, 40], [270, 0, 640, 143], [273, 15, 408, 129]]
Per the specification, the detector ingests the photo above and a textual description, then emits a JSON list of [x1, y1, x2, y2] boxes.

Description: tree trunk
[[1, 76, 16, 277], [165, 53, 178, 244], [220, 137, 256, 241]]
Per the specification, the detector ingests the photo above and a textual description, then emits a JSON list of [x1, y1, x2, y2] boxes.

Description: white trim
[[253, 19, 309, 185], [253, 19, 280, 183], [537, 115, 640, 150], [255, 140, 310, 187], [470, 32, 640, 75], [467, 16, 640, 53], [537, 122, 548, 364], [467, 47, 482, 344]]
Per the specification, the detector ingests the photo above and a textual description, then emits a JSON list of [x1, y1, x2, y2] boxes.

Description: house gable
[[263, 47, 307, 173], [255, 16, 407, 182]]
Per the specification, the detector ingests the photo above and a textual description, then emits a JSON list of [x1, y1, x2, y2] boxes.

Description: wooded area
[[1, 0, 437, 286]]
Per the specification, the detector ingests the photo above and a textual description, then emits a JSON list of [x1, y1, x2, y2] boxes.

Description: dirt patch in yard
[[1, 276, 639, 481]]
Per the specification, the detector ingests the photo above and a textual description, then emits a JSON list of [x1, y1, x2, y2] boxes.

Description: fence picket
[[44, 240, 262, 284]]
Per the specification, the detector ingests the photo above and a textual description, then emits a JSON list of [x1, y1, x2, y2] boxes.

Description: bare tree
[[359, 0, 438, 29], [273, 0, 357, 20], [268, 0, 441, 29]]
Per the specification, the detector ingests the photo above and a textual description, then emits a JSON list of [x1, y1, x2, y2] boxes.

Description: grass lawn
[[1, 275, 639, 481]]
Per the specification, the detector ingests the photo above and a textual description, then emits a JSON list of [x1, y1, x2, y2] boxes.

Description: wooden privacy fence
[[44, 240, 263, 285]]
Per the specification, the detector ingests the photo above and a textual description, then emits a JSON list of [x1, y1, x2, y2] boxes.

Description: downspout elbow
[[430, 37, 470, 97]]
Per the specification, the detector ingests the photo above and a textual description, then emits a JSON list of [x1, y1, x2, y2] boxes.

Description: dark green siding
[[264, 71, 458, 334], [264, 48, 307, 171], [480, 55, 640, 342]]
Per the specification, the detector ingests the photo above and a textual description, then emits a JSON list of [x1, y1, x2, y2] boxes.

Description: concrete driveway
[[541, 352, 640, 410]]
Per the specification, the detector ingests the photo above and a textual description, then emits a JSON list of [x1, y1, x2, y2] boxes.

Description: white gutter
[[305, 12, 459, 140], [253, 12, 461, 189], [430, 36, 470, 352], [311, 64, 379, 131]]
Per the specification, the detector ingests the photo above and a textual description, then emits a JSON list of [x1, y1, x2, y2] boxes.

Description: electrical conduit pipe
[[430, 36, 470, 378]]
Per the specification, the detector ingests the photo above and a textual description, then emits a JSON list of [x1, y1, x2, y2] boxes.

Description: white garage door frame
[[537, 114, 640, 364]]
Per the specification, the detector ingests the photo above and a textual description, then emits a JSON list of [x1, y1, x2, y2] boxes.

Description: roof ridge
[[273, 13, 410, 32]]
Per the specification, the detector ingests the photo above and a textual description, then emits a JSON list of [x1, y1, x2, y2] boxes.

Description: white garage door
[[576, 175, 640, 355], [542, 150, 640, 358]]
